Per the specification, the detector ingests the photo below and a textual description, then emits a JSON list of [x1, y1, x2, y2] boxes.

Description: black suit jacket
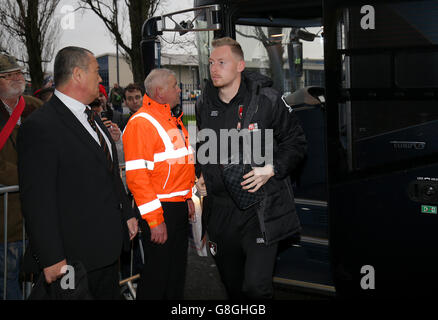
[[17, 94, 135, 272]]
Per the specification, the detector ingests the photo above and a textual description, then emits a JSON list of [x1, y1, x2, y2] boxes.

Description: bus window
[[194, 19, 214, 90], [334, 1, 438, 173], [235, 25, 324, 95], [395, 51, 438, 88]]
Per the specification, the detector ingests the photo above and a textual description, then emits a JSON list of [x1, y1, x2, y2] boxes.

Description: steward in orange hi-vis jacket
[[123, 69, 195, 299], [123, 93, 195, 229]]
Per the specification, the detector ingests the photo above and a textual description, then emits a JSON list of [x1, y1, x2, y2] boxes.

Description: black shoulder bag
[[220, 104, 264, 210]]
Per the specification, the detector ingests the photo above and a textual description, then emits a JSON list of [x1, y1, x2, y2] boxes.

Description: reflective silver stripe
[[146, 161, 154, 170], [125, 159, 154, 171], [138, 199, 162, 215], [157, 189, 190, 199], [131, 112, 192, 164], [154, 147, 191, 162], [131, 113, 174, 149]]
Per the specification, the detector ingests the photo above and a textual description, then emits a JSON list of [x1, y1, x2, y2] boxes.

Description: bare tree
[[78, 0, 161, 84], [159, 27, 198, 57], [0, 0, 61, 92], [237, 26, 286, 92]]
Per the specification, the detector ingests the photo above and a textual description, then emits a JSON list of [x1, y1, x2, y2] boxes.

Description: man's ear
[[71, 66, 83, 84], [237, 59, 245, 73], [155, 86, 162, 99]]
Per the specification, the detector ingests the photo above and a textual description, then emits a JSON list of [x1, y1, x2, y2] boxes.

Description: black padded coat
[[195, 71, 307, 245]]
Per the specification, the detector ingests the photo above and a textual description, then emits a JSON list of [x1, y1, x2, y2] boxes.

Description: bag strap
[[0, 96, 25, 150]]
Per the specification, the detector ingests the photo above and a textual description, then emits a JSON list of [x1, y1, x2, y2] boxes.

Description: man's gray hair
[[54, 46, 93, 87], [144, 68, 176, 98]]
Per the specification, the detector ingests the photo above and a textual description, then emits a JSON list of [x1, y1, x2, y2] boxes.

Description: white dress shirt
[[54, 89, 113, 159]]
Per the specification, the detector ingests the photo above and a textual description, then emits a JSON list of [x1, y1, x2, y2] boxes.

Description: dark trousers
[[207, 197, 278, 299], [87, 261, 120, 300], [136, 201, 189, 300], [0, 240, 25, 300]]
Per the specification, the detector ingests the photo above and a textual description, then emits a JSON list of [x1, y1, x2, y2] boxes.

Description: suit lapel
[[49, 95, 109, 166]]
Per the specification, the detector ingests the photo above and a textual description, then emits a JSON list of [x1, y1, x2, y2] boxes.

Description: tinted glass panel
[[395, 52, 438, 88], [341, 2, 438, 49]]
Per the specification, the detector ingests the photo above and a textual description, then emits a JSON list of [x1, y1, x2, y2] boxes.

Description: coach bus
[[141, 0, 438, 297]]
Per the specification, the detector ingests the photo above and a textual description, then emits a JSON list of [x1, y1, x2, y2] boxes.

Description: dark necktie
[[85, 108, 114, 173]]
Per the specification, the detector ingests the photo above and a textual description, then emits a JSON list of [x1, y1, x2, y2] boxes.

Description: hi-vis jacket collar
[[142, 93, 183, 122]]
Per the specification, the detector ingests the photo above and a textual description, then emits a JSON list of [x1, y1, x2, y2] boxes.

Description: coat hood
[[242, 70, 273, 89]]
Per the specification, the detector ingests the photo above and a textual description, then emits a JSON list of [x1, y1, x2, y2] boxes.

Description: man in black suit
[[17, 46, 138, 299]]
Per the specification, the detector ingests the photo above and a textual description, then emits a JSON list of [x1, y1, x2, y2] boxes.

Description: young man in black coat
[[17, 46, 138, 299], [195, 37, 307, 299]]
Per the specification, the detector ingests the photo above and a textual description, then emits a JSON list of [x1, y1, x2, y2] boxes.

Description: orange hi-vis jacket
[[123, 94, 195, 228]]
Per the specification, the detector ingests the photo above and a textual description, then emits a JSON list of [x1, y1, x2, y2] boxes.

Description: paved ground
[[121, 236, 331, 300], [183, 242, 331, 300], [184, 242, 228, 300]]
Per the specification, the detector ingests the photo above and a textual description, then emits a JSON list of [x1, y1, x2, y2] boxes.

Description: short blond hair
[[211, 37, 244, 60]]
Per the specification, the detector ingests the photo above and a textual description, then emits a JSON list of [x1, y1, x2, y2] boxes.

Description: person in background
[[109, 83, 124, 114], [120, 83, 144, 131], [33, 87, 54, 103], [111, 83, 145, 282], [88, 97, 122, 146], [98, 84, 123, 129], [42, 75, 53, 89], [89, 97, 124, 173], [0, 53, 42, 299]]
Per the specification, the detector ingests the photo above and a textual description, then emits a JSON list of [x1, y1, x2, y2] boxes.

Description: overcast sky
[[48, 0, 193, 71], [48, 0, 323, 71]]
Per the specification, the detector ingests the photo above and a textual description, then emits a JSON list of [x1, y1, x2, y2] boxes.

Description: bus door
[[324, 0, 438, 296]]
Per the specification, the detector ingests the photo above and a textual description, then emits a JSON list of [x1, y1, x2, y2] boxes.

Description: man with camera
[[96, 84, 124, 129], [89, 94, 122, 145]]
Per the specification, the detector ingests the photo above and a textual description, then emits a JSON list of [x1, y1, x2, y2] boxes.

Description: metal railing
[[118, 197, 145, 300], [182, 101, 196, 117], [2, 184, 143, 300], [1, 185, 30, 300], [119, 239, 142, 300]]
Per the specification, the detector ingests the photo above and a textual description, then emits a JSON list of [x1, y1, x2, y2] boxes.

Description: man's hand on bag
[[43, 259, 67, 284], [195, 174, 207, 196], [241, 164, 275, 193], [127, 217, 138, 240], [150, 222, 167, 244]]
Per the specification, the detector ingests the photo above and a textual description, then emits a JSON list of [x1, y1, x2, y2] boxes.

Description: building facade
[[96, 53, 200, 94], [96, 52, 323, 97]]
